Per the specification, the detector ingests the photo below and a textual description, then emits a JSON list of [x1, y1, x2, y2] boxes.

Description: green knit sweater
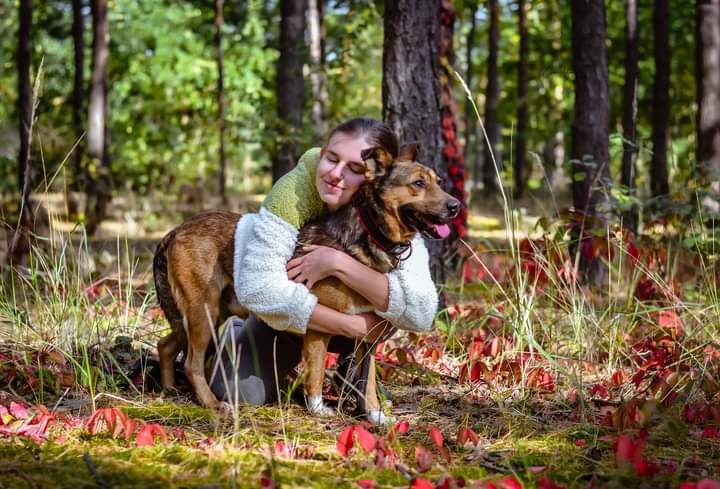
[[262, 147, 326, 230]]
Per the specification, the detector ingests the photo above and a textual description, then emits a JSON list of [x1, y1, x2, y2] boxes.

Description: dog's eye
[[413, 179, 426, 189]]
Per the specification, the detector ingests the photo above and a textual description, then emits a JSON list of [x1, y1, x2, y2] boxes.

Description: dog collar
[[351, 191, 413, 265]]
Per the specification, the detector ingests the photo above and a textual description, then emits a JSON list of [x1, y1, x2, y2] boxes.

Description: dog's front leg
[[355, 344, 393, 426], [303, 330, 335, 417]]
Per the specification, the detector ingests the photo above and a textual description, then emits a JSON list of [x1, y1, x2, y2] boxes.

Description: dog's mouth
[[400, 206, 453, 240]]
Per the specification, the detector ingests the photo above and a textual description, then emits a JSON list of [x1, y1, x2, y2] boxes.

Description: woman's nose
[[329, 161, 345, 179]]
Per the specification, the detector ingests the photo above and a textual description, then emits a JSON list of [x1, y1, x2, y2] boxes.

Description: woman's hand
[[287, 245, 346, 290], [348, 312, 397, 344]]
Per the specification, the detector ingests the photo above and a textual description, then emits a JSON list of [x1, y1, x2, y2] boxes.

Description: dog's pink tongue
[[433, 223, 451, 238]]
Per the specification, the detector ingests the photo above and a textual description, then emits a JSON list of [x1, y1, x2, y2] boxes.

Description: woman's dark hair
[[326, 117, 399, 159]]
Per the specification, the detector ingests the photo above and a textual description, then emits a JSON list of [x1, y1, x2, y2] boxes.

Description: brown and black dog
[[152, 144, 461, 418]]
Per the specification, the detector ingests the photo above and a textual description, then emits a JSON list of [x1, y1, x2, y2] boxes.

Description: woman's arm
[[307, 305, 395, 343], [287, 236, 438, 332]]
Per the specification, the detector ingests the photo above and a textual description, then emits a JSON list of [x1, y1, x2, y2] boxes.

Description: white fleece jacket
[[233, 207, 438, 335]]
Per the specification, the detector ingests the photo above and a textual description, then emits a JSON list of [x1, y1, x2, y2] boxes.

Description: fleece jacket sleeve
[[233, 208, 318, 335], [376, 236, 439, 333]]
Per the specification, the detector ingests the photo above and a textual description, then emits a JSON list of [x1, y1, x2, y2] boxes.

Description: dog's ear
[[398, 142, 420, 162], [361, 147, 394, 180]]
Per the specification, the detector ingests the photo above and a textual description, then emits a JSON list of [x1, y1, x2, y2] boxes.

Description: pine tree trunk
[[482, 0, 501, 194], [17, 0, 32, 192], [86, 0, 111, 236], [383, 0, 447, 285], [651, 0, 670, 197], [621, 0, 639, 230], [215, 0, 227, 204], [570, 0, 611, 284], [464, 4, 477, 184], [696, 0, 720, 184], [308, 0, 328, 138], [273, 0, 307, 182], [11, 0, 34, 266], [514, 0, 528, 197], [71, 0, 84, 192]]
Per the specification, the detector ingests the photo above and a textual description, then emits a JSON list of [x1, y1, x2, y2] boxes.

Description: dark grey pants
[[209, 315, 355, 406]]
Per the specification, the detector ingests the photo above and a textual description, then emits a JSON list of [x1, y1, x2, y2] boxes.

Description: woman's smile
[[323, 179, 344, 193]]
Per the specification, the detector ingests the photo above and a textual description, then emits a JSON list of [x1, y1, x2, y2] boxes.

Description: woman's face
[[316, 132, 370, 211]]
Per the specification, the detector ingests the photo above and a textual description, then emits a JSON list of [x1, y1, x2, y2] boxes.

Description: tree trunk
[[696, 0, 720, 184], [514, 0, 528, 197], [482, 0, 501, 194], [570, 0, 611, 283], [17, 0, 32, 192], [215, 0, 227, 204], [464, 4, 478, 185], [86, 0, 111, 236], [308, 0, 328, 138], [439, 0, 468, 240], [71, 0, 85, 192], [651, 0, 670, 197], [621, 0, 639, 230], [11, 0, 34, 266], [383, 0, 447, 285], [273, 0, 307, 182]]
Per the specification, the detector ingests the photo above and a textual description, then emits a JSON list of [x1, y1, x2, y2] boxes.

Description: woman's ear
[[398, 142, 420, 162], [361, 147, 394, 181]]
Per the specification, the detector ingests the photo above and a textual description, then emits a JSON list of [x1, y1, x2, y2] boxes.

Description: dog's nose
[[447, 198, 461, 217]]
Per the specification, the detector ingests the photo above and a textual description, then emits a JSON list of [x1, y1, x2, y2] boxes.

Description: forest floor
[[0, 190, 719, 488]]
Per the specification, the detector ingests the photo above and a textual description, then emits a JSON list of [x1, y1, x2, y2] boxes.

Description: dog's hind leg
[[355, 344, 393, 426], [303, 330, 335, 417], [183, 297, 228, 412], [158, 328, 186, 391]]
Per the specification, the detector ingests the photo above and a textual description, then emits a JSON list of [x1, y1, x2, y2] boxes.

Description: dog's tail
[[153, 231, 185, 333]]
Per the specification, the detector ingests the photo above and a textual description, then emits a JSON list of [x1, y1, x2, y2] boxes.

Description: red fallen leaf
[[497, 475, 523, 489], [615, 434, 643, 468], [415, 446, 434, 472], [9, 402, 29, 420], [490, 337, 502, 357], [395, 420, 410, 434], [337, 426, 355, 457], [260, 469, 278, 489], [457, 426, 479, 447], [575, 439, 587, 447], [631, 370, 646, 388], [357, 480, 377, 489], [538, 477, 565, 489], [324, 352, 339, 369], [590, 384, 609, 399], [171, 426, 186, 441], [700, 426, 720, 439], [0, 405, 11, 425], [410, 478, 435, 489], [274, 440, 292, 458], [658, 310, 684, 337], [634, 457, 659, 477], [627, 241, 640, 262], [428, 426, 444, 448], [355, 425, 377, 453], [697, 480, 720, 489], [135, 423, 168, 447], [610, 370, 626, 387]]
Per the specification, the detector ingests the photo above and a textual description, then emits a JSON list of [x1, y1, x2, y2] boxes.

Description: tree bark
[[482, 0, 501, 194], [464, 3, 478, 184], [383, 0, 447, 285], [11, 0, 34, 266], [215, 0, 227, 204], [273, 0, 307, 182], [17, 0, 32, 192], [514, 0, 528, 197], [621, 0, 639, 229], [86, 0, 112, 235], [696, 0, 720, 184], [71, 0, 85, 192], [650, 0, 670, 197], [308, 0, 328, 138], [570, 0, 611, 283]]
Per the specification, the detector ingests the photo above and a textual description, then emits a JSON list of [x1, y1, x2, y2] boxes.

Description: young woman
[[210, 118, 438, 423]]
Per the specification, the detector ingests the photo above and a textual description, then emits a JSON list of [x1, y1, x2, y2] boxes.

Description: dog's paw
[[306, 395, 336, 418], [366, 410, 394, 426]]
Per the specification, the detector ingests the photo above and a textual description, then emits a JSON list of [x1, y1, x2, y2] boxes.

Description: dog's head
[[360, 144, 461, 241]]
